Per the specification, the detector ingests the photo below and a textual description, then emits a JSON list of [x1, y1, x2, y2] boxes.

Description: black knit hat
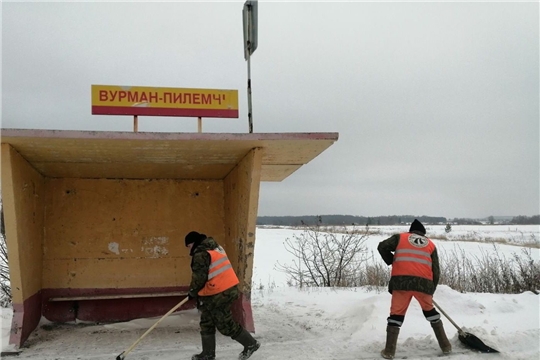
[[409, 219, 426, 235], [185, 231, 206, 247]]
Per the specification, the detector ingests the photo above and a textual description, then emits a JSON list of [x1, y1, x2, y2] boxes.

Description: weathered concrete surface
[[0, 129, 338, 347]]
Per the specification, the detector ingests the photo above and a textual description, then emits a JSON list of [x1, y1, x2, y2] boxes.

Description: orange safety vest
[[198, 246, 239, 296], [391, 232, 435, 281]]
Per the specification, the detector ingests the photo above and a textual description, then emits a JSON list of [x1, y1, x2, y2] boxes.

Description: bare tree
[[0, 199, 12, 307], [276, 218, 370, 288]]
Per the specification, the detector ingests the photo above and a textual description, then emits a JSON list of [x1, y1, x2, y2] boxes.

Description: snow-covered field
[[260, 224, 540, 247], [375, 225, 539, 246], [1, 225, 539, 360]]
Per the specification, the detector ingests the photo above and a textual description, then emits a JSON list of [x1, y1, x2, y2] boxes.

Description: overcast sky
[[2, 1, 539, 219]]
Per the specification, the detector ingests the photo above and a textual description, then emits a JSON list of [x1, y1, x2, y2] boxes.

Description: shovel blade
[[459, 332, 499, 353]]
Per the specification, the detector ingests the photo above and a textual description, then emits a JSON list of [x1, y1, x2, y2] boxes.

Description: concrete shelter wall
[[223, 148, 263, 332], [224, 148, 263, 292], [0, 144, 45, 302], [0, 129, 338, 346], [43, 178, 225, 290], [1, 144, 45, 347]]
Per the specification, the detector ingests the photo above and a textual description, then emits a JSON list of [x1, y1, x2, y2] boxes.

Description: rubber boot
[[191, 334, 216, 360], [431, 320, 452, 354], [233, 329, 261, 360], [380, 326, 400, 359]]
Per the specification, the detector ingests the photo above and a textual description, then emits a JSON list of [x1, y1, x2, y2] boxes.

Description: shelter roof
[[1, 129, 338, 181]]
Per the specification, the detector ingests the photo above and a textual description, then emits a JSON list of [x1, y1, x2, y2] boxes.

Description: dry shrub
[[277, 222, 539, 295], [439, 244, 539, 294]]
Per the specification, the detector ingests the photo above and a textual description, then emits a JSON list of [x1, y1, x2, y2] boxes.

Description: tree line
[[510, 215, 540, 225], [257, 215, 447, 226], [257, 214, 540, 226]]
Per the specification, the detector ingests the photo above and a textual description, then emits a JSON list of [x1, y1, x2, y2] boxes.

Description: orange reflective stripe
[[198, 247, 239, 296], [391, 233, 435, 280], [208, 257, 233, 280], [394, 248, 432, 266]]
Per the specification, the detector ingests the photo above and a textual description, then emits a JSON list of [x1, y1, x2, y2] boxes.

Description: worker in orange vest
[[185, 231, 260, 360], [377, 219, 451, 359]]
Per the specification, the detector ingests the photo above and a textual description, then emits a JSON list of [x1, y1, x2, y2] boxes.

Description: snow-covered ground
[[1, 225, 539, 360]]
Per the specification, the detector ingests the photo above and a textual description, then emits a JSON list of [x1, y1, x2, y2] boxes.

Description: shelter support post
[[0, 144, 45, 349], [223, 147, 263, 332]]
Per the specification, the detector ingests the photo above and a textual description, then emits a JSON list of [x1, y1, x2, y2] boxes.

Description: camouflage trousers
[[198, 285, 242, 338]]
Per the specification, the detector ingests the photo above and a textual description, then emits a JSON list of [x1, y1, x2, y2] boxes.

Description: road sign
[[243, 0, 258, 60], [91, 85, 239, 118]]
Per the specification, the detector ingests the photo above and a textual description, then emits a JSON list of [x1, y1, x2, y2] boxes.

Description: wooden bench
[[48, 291, 188, 302]]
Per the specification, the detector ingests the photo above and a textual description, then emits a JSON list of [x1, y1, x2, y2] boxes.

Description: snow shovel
[[432, 299, 499, 353], [116, 296, 190, 360]]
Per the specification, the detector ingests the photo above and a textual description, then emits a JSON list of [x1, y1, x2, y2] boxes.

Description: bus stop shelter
[[0, 128, 338, 348]]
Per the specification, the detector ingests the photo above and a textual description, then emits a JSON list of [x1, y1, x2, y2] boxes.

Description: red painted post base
[[10, 291, 42, 349], [231, 292, 255, 333]]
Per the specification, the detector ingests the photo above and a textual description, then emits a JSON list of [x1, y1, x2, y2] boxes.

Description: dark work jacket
[[377, 232, 440, 295]]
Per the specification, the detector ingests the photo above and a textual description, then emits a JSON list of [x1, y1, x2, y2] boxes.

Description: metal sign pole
[[243, 0, 257, 134], [246, 4, 253, 133], [247, 47, 253, 133]]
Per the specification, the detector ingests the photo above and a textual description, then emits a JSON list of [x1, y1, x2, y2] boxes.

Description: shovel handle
[[116, 296, 190, 359], [432, 299, 465, 335]]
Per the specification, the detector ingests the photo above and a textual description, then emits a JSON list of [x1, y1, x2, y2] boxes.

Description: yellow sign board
[[91, 85, 239, 118]]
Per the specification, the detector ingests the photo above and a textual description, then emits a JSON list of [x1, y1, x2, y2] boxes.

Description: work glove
[[187, 290, 197, 301]]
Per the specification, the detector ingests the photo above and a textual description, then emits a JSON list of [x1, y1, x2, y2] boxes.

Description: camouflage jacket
[[188, 237, 218, 296], [377, 233, 440, 295]]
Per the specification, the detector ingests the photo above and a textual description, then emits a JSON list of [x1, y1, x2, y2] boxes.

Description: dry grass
[[278, 226, 540, 294], [438, 245, 540, 294]]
